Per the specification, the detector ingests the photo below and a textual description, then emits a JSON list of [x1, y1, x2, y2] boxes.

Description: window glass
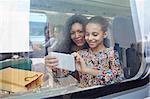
[[29, 12, 47, 57], [30, 0, 142, 91], [1, 0, 145, 98], [29, 12, 47, 43]]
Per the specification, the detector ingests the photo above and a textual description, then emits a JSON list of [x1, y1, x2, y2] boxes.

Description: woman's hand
[[45, 55, 69, 77], [45, 55, 58, 71], [72, 52, 87, 73]]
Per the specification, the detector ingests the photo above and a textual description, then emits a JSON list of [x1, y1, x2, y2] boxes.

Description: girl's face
[[70, 23, 85, 47], [85, 23, 105, 49]]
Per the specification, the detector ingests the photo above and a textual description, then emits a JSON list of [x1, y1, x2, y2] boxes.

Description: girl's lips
[[88, 42, 96, 46], [88, 43, 95, 46], [88, 41, 96, 45]]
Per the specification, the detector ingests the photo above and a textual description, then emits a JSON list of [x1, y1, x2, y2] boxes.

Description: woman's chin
[[76, 43, 84, 47]]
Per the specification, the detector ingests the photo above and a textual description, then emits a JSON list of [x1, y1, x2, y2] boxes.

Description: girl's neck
[[90, 43, 106, 53]]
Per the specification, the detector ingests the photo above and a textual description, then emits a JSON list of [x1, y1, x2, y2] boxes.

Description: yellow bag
[[0, 67, 43, 92]]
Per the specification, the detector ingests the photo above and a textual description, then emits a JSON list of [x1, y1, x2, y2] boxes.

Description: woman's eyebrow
[[71, 29, 83, 32]]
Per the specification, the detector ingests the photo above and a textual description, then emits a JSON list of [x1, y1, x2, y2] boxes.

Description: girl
[[73, 16, 124, 87]]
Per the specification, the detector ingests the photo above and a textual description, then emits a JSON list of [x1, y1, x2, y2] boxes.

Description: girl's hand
[[72, 52, 87, 73]]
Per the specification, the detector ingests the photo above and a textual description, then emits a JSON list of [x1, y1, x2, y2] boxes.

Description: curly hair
[[63, 14, 88, 53]]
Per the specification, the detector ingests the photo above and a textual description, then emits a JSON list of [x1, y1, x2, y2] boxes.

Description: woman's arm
[[45, 55, 59, 68], [45, 55, 69, 77]]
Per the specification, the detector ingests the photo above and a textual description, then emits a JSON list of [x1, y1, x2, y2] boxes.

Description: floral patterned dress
[[78, 48, 124, 87]]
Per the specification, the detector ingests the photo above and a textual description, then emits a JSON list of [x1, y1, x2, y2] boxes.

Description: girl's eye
[[92, 32, 98, 36]]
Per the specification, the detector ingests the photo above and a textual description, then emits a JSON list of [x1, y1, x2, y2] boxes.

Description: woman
[[45, 14, 88, 78]]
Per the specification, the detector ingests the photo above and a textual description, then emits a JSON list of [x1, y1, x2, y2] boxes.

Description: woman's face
[[70, 23, 85, 47], [85, 23, 105, 49]]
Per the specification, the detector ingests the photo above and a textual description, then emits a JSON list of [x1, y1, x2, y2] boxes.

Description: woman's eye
[[70, 32, 75, 35], [79, 30, 83, 33], [75, 30, 83, 34]]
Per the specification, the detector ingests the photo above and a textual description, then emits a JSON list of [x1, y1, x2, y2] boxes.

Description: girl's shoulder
[[105, 47, 114, 53], [105, 47, 118, 56], [105, 47, 119, 57]]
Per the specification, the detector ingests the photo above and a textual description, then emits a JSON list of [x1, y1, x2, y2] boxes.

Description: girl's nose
[[88, 34, 93, 40]]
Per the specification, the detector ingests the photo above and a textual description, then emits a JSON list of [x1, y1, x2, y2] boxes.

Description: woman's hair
[[86, 16, 110, 48], [44, 23, 54, 43], [64, 14, 88, 53]]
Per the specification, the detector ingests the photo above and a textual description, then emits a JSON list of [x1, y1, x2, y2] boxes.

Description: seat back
[[112, 16, 140, 79]]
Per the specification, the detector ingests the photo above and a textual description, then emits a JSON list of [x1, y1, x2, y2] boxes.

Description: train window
[[29, 0, 143, 91], [32, 0, 142, 80], [29, 12, 47, 43], [28, 12, 47, 57], [1, 0, 149, 98]]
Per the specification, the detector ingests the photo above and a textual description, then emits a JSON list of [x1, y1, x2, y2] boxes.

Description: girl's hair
[[86, 16, 110, 48], [64, 14, 88, 53], [86, 16, 109, 32]]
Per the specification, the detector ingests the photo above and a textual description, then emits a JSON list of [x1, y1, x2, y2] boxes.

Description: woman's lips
[[74, 39, 83, 44]]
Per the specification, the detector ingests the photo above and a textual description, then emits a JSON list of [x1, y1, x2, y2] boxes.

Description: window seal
[[47, 74, 149, 98]]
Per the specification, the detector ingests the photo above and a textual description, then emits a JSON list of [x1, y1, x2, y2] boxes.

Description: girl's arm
[[72, 51, 124, 83], [93, 51, 124, 82], [108, 51, 124, 79], [72, 52, 99, 75]]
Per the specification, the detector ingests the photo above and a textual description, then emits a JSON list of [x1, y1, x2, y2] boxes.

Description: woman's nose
[[75, 32, 80, 38]]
